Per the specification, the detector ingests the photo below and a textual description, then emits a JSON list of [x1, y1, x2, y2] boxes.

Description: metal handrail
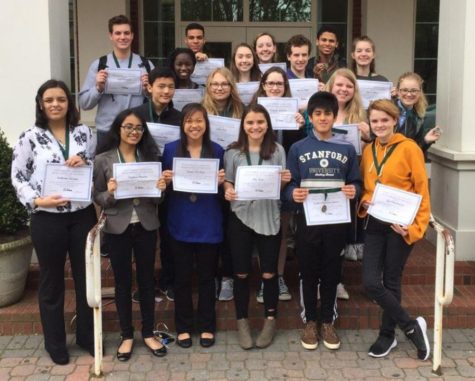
[[430, 215, 455, 376]]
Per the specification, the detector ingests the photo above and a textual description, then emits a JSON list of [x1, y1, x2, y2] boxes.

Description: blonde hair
[[325, 68, 366, 124], [202, 67, 243, 119], [397, 72, 428, 117]]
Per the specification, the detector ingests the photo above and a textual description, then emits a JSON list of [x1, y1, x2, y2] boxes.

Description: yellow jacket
[[358, 133, 431, 245]]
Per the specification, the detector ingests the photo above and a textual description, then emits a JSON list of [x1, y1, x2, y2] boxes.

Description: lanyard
[[51, 126, 69, 161], [308, 187, 341, 200], [245, 152, 263, 166], [117, 148, 139, 163], [371, 141, 398, 180], [112, 51, 133, 68]]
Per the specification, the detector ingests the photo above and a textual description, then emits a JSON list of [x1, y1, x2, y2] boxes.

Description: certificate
[[191, 58, 225, 85], [357, 80, 393, 109], [104, 68, 142, 95], [303, 191, 351, 226], [208, 115, 241, 149], [147, 122, 180, 153], [257, 97, 299, 130], [289, 79, 319, 109], [258, 62, 287, 74], [172, 158, 219, 194], [42, 164, 93, 202], [234, 165, 282, 201], [172, 88, 203, 111], [236, 81, 260, 105], [113, 162, 162, 199], [368, 183, 422, 226], [332, 124, 362, 155]]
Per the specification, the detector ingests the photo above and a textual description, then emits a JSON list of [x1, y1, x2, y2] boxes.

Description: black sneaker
[[405, 316, 430, 361], [132, 290, 140, 303], [368, 335, 397, 358]]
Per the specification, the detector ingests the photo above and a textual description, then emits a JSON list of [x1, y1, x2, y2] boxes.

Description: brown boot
[[256, 318, 276, 349], [237, 319, 253, 349]]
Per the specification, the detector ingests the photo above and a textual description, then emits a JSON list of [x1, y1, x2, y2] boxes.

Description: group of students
[[11, 14, 440, 366]]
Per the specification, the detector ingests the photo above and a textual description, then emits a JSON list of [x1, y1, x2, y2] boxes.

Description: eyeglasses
[[399, 88, 421, 95], [264, 81, 285, 88], [210, 82, 231, 89], [121, 124, 144, 134]]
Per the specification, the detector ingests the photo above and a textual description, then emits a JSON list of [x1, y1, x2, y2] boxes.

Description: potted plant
[[0, 128, 32, 307]]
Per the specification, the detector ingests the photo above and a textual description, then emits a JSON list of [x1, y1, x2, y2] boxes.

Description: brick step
[[25, 239, 475, 290], [2, 281, 475, 335]]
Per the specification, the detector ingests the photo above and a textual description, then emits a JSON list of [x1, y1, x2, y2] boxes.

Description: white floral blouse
[[11, 124, 96, 213]]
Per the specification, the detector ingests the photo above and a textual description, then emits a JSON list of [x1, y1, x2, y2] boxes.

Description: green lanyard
[[371, 141, 398, 183], [308, 187, 341, 200], [52, 126, 69, 161], [117, 148, 139, 163], [245, 152, 263, 166], [148, 101, 162, 123], [112, 51, 133, 68]]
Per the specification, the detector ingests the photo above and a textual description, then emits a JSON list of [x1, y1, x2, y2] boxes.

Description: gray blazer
[[93, 149, 160, 234]]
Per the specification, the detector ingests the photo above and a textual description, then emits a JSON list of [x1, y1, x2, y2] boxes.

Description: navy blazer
[[93, 149, 161, 234]]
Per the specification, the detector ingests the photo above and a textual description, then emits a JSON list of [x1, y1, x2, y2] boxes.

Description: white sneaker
[[218, 278, 234, 301], [336, 283, 349, 300], [256, 282, 264, 304], [344, 244, 358, 261], [278, 276, 292, 301], [356, 243, 365, 261]]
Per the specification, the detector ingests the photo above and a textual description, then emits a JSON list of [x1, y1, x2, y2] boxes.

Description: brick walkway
[[1, 329, 475, 380]]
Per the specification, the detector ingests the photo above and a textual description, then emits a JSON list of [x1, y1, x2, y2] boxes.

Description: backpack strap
[[139, 55, 151, 74], [97, 55, 108, 71]]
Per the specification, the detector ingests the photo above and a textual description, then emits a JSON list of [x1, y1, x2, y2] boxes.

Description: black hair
[[149, 67, 176, 85], [229, 103, 276, 160], [185, 22, 205, 35], [317, 25, 339, 40], [96, 109, 159, 160], [35, 79, 79, 129], [285, 34, 311, 57], [176, 103, 214, 158], [168, 48, 197, 86], [108, 14, 132, 33], [307, 91, 338, 117]]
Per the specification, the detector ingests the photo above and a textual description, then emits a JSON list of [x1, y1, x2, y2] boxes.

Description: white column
[[0, 0, 69, 144], [429, 0, 475, 260]]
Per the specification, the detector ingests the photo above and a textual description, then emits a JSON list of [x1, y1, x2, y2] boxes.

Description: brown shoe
[[237, 319, 253, 350], [256, 318, 276, 349], [301, 321, 318, 350], [321, 323, 341, 350]]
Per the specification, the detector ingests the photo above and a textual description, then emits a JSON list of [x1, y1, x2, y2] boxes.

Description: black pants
[[109, 223, 157, 339], [362, 217, 414, 336], [158, 199, 173, 291], [228, 212, 280, 319], [218, 200, 233, 278], [296, 213, 346, 323], [30, 205, 96, 354], [170, 237, 218, 334]]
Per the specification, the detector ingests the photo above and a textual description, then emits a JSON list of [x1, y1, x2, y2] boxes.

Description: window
[[249, 0, 311, 22], [414, 0, 439, 104], [69, 0, 77, 94], [181, 0, 243, 21]]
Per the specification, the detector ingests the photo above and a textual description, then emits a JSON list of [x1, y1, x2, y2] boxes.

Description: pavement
[[1, 329, 475, 381]]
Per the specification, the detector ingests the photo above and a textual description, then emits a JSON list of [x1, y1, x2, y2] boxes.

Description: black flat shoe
[[176, 335, 192, 348], [77, 341, 105, 357], [144, 338, 167, 357], [48, 350, 70, 365], [116, 338, 134, 362], [199, 335, 215, 348]]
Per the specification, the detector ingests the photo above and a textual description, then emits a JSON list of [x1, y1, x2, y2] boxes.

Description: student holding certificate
[[169, 48, 200, 89], [253, 32, 278, 64], [224, 104, 291, 350], [230, 43, 262, 83], [162, 103, 225, 349], [358, 99, 431, 360], [94, 109, 167, 361], [11, 80, 97, 365], [284, 92, 361, 352]]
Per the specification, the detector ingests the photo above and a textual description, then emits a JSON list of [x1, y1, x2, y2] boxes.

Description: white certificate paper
[[113, 162, 162, 199], [332, 124, 362, 155], [258, 62, 287, 74], [191, 58, 225, 85], [236, 81, 260, 105], [208, 115, 241, 149], [257, 97, 299, 130], [172, 158, 219, 194], [303, 191, 351, 226], [147, 122, 180, 153], [368, 183, 422, 226], [357, 80, 393, 109], [42, 164, 93, 202], [172, 88, 203, 111], [235, 165, 282, 201], [104, 68, 142, 95], [289, 79, 319, 109]]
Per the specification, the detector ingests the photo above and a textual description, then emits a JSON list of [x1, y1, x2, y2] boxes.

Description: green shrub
[[0, 128, 29, 235]]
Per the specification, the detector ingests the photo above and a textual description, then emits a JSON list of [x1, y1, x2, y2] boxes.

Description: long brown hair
[[249, 67, 291, 105], [230, 43, 262, 82]]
